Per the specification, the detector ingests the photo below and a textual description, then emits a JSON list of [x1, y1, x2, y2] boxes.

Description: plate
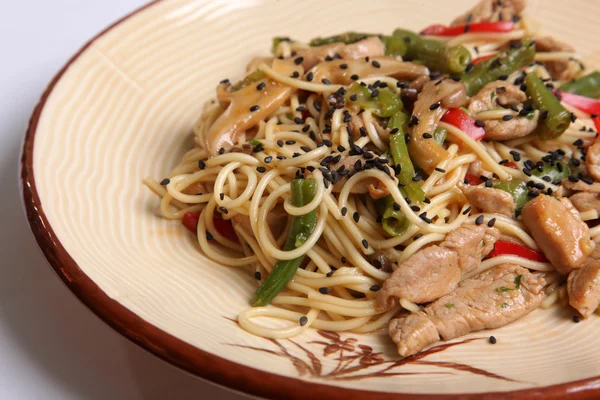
[[20, 0, 600, 398]]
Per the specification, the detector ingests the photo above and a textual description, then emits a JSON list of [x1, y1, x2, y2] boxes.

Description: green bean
[[462, 39, 536, 96], [561, 71, 600, 99], [525, 72, 571, 139], [392, 28, 471, 74], [252, 179, 317, 306], [377, 195, 410, 237], [388, 112, 425, 202]]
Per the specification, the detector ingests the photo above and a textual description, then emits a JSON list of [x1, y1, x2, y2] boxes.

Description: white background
[[0, 1, 248, 399]]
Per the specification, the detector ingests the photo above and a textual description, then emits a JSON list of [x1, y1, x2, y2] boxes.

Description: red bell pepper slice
[[472, 53, 496, 64], [181, 212, 238, 241], [420, 21, 515, 37], [555, 90, 600, 133], [464, 173, 484, 185], [441, 108, 486, 141], [487, 241, 548, 262]]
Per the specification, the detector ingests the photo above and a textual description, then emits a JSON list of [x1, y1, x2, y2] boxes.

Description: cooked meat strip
[[377, 246, 461, 307], [568, 262, 600, 318], [468, 81, 539, 140], [377, 225, 499, 307], [388, 264, 545, 357], [450, 0, 526, 26], [441, 224, 500, 274], [311, 57, 428, 86], [586, 141, 600, 182], [409, 79, 468, 174], [521, 195, 594, 274], [561, 179, 600, 193], [459, 182, 516, 216], [535, 35, 580, 82], [570, 192, 600, 214]]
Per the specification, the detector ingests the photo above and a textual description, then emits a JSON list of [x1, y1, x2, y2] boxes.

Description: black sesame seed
[[326, 270, 334, 277], [370, 285, 381, 292], [319, 287, 330, 294], [322, 78, 331, 85], [249, 105, 260, 112], [502, 114, 514, 121], [256, 82, 266, 90], [475, 119, 485, 127], [582, 176, 594, 185], [359, 127, 367, 137], [220, 193, 225, 200], [485, 179, 493, 187], [264, 156, 273, 163], [256, 166, 267, 173], [573, 315, 581, 323], [299, 316, 308, 326], [198, 160, 206, 170], [300, 145, 311, 152], [509, 150, 521, 162], [294, 117, 304, 124], [353, 212, 360, 223], [294, 56, 304, 65], [306, 72, 314, 82], [419, 212, 432, 224], [475, 215, 484, 225], [410, 205, 421, 212], [414, 233, 424, 240], [488, 218, 496, 227], [393, 202, 401, 211], [219, 206, 229, 214], [573, 138, 584, 147], [423, 132, 433, 139], [435, 167, 446, 173], [219, 148, 226, 155], [160, 178, 170, 185], [371, 60, 381, 68], [371, 89, 380, 98], [489, 336, 497, 344], [341, 256, 347, 264], [350, 74, 359, 81], [206, 232, 214, 240], [568, 175, 579, 183], [341, 207, 347, 216], [286, 140, 296, 145], [362, 239, 369, 249], [254, 271, 262, 280], [463, 206, 472, 215]]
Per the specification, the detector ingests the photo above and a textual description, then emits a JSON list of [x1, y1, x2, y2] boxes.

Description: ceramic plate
[[21, 0, 600, 398]]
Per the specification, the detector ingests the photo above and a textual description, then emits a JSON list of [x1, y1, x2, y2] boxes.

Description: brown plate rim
[[18, 1, 600, 398]]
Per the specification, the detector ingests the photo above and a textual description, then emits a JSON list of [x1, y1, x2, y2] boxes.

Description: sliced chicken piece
[[203, 60, 299, 156], [441, 225, 500, 274], [459, 183, 516, 216], [377, 246, 461, 307], [570, 192, 600, 214], [331, 153, 397, 199], [468, 81, 539, 140], [535, 35, 580, 82], [409, 79, 468, 174], [294, 37, 385, 71], [521, 195, 595, 274], [561, 179, 600, 193], [311, 57, 428, 86], [388, 264, 545, 357], [568, 262, 600, 318], [586, 141, 600, 182], [451, 0, 526, 26], [377, 225, 499, 307]]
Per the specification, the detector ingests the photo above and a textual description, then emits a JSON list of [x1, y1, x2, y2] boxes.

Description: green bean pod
[[525, 72, 571, 139], [561, 71, 600, 99]]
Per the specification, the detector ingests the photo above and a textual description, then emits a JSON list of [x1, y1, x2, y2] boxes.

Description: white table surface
[[0, 2, 249, 399]]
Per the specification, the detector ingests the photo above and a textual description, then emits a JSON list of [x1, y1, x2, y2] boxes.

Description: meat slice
[[441, 225, 500, 274], [568, 262, 600, 318], [586, 141, 600, 182], [388, 264, 545, 357], [570, 192, 600, 214], [468, 82, 539, 141], [294, 37, 385, 71], [377, 246, 461, 307], [521, 195, 595, 274], [450, 0, 526, 26], [561, 179, 600, 193], [535, 35, 580, 82], [459, 183, 516, 217], [377, 225, 499, 307]]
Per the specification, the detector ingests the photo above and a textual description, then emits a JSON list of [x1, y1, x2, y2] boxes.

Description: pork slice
[[441, 225, 500, 274], [568, 262, 600, 318], [570, 192, 600, 214], [561, 179, 600, 193], [377, 246, 461, 307], [586, 141, 600, 182], [450, 0, 526, 26], [521, 195, 595, 274], [459, 183, 516, 217], [388, 264, 545, 357]]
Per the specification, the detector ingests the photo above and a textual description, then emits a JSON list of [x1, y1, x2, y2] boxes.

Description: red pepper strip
[[464, 173, 484, 185], [213, 215, 238, 241], [554, 89, 600, 134], [487, 241, 548, 262], [181, 213, 238, 241], [503, 161, 519, 169], [420, 21, 515, 36], [441, 108, 486, 141], [472, 53, 496, 64], [182, 212, 200, 233]]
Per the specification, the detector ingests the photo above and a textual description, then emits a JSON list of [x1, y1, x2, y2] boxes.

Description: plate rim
[[18, 0, 600, 398]]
